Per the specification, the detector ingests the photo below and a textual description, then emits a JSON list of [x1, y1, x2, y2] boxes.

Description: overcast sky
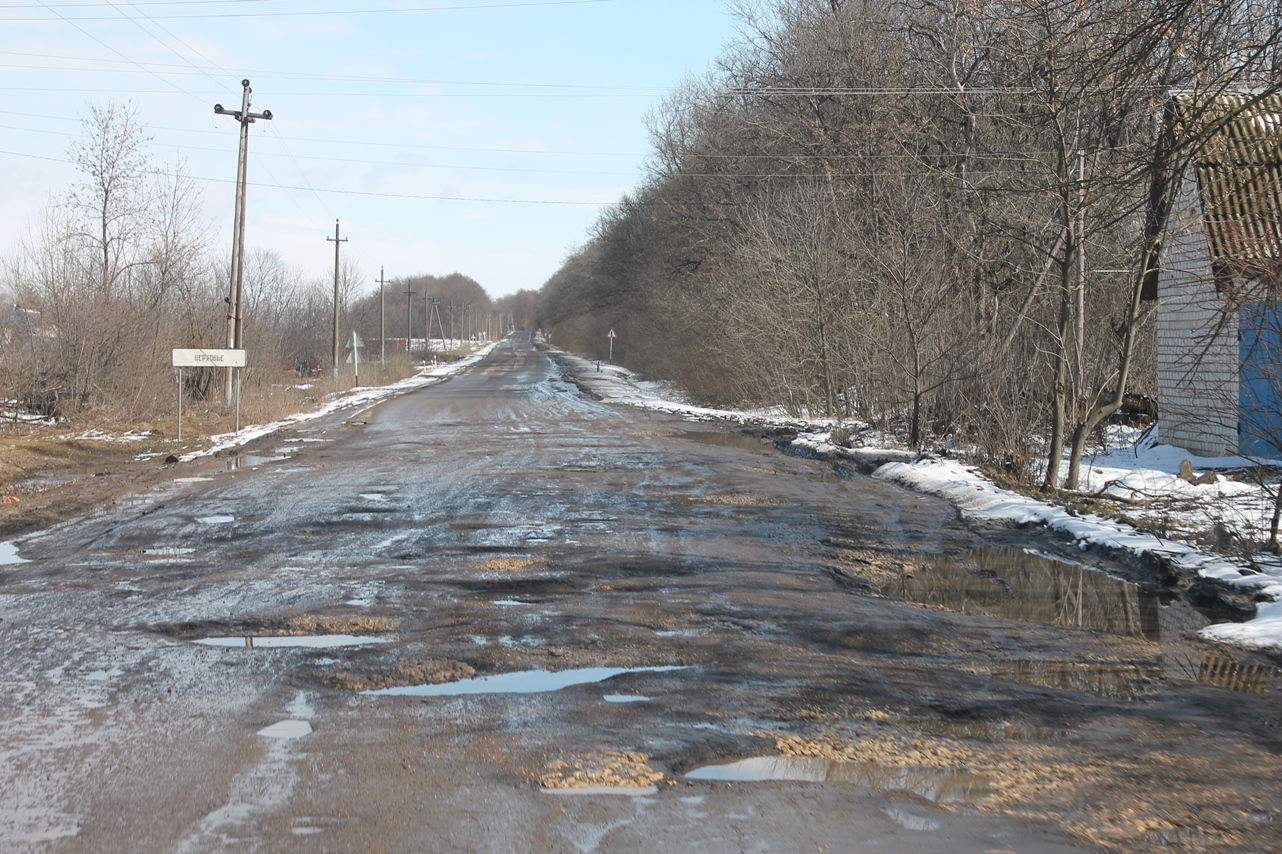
[[0, 0, 743, 299]]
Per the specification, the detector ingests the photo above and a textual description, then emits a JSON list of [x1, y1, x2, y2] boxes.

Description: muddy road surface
[[2, 336, 1280, 852]]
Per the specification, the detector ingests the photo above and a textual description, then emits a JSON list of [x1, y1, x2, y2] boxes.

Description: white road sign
[[607, 328, 617, 338], [172, 348, 247, 368]]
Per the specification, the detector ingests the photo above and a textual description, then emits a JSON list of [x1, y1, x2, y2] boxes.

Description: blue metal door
[[1239, 304, 1282, 458]]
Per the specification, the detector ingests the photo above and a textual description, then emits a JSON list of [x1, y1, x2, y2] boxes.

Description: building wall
[[1156, 168, 1240, 456]]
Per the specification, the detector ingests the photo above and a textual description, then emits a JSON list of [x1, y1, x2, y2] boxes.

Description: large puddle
[[684, 757, 991, 802], [196, 635, 390, 649], [363, 665, 686, 697], [227, 452, 291, 471], [0, 541, 30, 565], [673, 430, 778, 453], [881, 546, 1221, 641]]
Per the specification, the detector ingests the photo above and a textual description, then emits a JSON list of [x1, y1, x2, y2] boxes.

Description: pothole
[[540, 751, 664, 794], [165, 614, 398, 645], [257, 720, 312, 739], [0, 541, 30, 565], [362, 665, 687, 697], [880, 546, 1224, 641], [322, 658, 476, 691], [227, 453, 290, 471], [684, 756, 992, 802], [479, 556, 546, 572], [686, 493, 783, 507], [196, 635, 390, 649], [673, 430, 777, 453]]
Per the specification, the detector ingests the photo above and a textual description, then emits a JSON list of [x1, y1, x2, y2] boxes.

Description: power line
[[0, 144, 1106, 203], [0, 52, 666, 92], [0, 1, 266, 7], [0, 84, 656, 98], [0, 110, 1145, 162], [0, 0, 618, 21], [29, 0, 210, 107], [0, 121, 1137, 172], [0, 108, 647, 156]]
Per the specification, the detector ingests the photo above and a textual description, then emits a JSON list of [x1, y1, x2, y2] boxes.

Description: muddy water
[[673, 430, 778, 453], [363, 665, 687, 697], [881, 546, 1220, 641], [684, 757, 992, 803]]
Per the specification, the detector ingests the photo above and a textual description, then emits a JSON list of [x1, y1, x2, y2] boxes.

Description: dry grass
[[479, 556, 546, 572], [539, 751, 665, 789], [323, 658, 476, 691], [266, 615, 399, 636], [739, 725, 1267, 852], [690, 492, 783, 506], [0, 358, 427, 493]]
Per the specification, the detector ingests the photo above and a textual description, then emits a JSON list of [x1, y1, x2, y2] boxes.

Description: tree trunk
[[1042, 229, 1075, 492]]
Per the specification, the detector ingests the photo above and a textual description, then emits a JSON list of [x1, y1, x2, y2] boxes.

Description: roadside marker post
[[173, 348, 248, 442], [346, 331, 365, 387]]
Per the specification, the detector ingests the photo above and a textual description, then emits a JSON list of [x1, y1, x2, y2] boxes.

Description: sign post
[[173, 348, 247, 441], [607, 327, 617, 363], [346, 331, 365, 387]]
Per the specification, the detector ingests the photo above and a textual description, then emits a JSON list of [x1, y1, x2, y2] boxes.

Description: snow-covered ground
[[556, 350, 1282, 653]]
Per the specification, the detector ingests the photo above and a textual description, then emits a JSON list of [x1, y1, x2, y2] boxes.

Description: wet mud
[[1, 338, 1279, 852]]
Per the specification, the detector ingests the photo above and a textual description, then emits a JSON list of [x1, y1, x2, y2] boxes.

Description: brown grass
[[539, 751, 664, 789], [479, 556, 546, 572], [322, 658, 476, 691], [266, 615, 399, 636], [0, 358, 427, 493]]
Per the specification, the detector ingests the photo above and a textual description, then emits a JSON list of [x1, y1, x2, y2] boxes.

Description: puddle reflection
[[227, 452, 289, 471], [363, 665, 686, 697], [673, 431, 776, 453], [0, 541, 29, 565], [684, 756, 991, 802], [196, 635, 389, 649], [979, 661, 1164, 701], [1161, 651, 1282, 694], [882, 547, 1222, 641]]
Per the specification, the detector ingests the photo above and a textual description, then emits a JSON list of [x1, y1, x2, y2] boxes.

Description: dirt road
[[1, 335, 1279, 852]]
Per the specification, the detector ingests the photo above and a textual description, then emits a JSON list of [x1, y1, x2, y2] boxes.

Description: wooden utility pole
[[327, 219, 348, 380], [376, 266, 387, 364], [214, 78, 272, 404]]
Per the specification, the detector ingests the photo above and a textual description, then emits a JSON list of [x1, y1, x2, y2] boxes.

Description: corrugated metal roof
[[1174, 92, 1282, 283]]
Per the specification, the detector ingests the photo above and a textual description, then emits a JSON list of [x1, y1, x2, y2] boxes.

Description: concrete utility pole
[[327, 219, 348, 381], [214, 78, 272, 404], [428, 298, 444, 353], [405, 286, 414, 355], [376, 266, 387, 364]]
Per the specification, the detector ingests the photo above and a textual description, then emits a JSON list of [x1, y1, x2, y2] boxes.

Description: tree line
[[0, 102, 507, 424], [534, 0, 1282, 489]]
